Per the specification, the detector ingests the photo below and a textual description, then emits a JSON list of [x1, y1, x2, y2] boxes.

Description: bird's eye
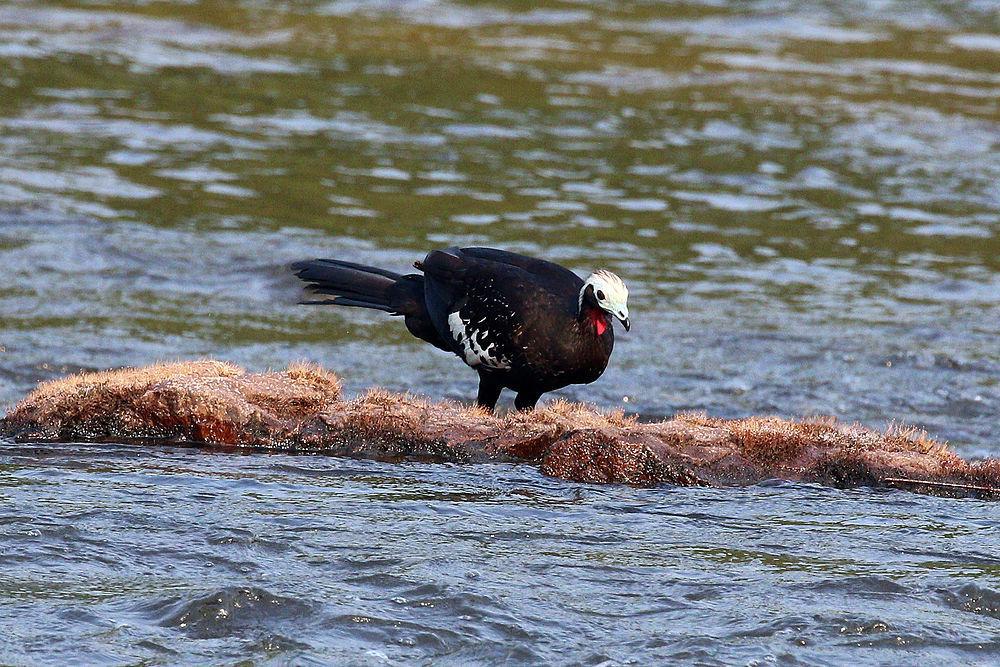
[[596, 290, 605, 301]]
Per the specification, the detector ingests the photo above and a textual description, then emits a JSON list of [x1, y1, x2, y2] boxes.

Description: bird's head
[[579, 270, 630, 331]]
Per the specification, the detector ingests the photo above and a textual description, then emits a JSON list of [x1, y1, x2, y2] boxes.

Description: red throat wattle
[[589, 308, 608, 335]]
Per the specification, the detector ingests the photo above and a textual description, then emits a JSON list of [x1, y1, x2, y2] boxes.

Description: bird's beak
[[617, 311, 630, 331]]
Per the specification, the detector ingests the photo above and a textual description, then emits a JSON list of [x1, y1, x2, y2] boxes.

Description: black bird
[[291, 247, 630, 411]]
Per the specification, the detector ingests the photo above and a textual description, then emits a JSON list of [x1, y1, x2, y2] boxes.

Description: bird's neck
[[578, 303, 610, 336]]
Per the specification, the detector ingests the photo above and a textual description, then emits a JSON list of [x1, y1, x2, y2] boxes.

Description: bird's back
[[458, 247, 584, 300], [418, 247, 579, 321]]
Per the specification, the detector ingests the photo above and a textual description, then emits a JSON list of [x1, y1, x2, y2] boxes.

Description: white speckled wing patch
[[447, 310, 512, 370]]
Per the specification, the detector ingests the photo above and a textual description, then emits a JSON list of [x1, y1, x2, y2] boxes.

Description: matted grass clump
[[3, 360, 341, 444]]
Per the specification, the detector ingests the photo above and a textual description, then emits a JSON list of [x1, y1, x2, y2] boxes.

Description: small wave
[[673, 191, 787, 213], [948, 34, 1000, 52], [144, 587, 313, 639], [800, 575, 911, 595], [941, 583, 1000, 620]]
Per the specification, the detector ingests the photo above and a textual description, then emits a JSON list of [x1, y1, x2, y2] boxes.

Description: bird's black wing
[[458, 247, 584, 299]]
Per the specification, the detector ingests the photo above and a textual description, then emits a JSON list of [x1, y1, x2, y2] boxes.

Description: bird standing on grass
[[292, 247, 629, 411]]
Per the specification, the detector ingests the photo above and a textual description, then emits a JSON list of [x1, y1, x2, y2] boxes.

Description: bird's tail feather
[[291, 259, 401, 312]]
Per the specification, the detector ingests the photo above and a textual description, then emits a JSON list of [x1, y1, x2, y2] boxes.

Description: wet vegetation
[[5, 360, 999, 498]]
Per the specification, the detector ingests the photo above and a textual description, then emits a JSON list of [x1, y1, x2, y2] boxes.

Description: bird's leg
[[476, 374, 503, 412], [513, 390, 542, 411]]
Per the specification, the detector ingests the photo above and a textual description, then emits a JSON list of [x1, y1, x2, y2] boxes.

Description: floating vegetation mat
[[2, 361, 997, 499]]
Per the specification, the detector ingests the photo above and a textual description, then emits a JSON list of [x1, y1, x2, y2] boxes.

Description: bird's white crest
[[579, 269, 629, 322]]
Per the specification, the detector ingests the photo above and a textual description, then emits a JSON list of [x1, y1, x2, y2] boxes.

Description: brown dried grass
[[674, 411, 954, 466], [4, 360, 342, 443], [6, 360, 240, 428], [509, 398, 636, 431], [284, 361, 342, 399]]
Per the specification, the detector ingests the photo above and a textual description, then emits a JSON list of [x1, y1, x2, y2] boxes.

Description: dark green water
[[0, 1, 998, 664]]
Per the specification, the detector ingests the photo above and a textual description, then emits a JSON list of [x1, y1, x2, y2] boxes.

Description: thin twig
[[882, 477, 999, 494]]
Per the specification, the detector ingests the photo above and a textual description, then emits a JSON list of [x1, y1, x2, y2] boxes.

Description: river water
[[0, 0, 998, 664]]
